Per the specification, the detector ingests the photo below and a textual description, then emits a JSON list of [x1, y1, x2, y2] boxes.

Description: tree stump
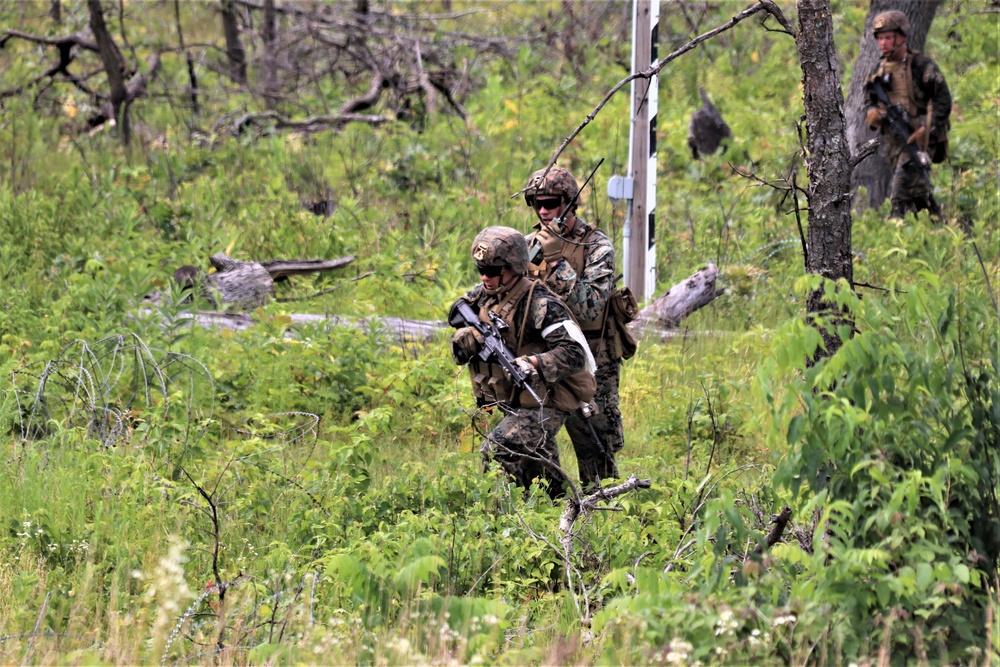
[[206, 253, 275, 309]]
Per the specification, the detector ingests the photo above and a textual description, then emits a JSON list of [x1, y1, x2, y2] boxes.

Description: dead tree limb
[[259, 256, 357, 280], [0, 29, 100, 100], [635, 263, 722, 329], [754, 505, 793, 553], [542, 1, 794, 172], [225, 110, 390, 135], [87, 52, 161, 132]]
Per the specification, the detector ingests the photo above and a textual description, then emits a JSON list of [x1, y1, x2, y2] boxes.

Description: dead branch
[[754, 505, 792, 553], [87, 52, 161, 131], [543, 1, 795, 170], [635, 263, 722, 328], [226, 109, 390, 135]]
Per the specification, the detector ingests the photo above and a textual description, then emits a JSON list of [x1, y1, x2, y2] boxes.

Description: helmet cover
[[524, 166, 579, 210], [472, 226, 529, 276], [872, 10, 910, 37]]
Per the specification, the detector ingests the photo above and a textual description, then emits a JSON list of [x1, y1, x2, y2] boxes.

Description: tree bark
[[86, 0, 130, 145], [262, 0, 278, 109], [174, 0, 199, 115], [796, 0, 853, 360], [845, 0, 944, 211], [220, 0, 247, 85]]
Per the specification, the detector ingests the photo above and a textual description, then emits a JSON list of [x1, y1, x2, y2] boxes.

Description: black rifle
[[448, 298, 544, 407], [528, 157, 605, 265], [868, 74, 932, 190], [450, 298, 608, 457]]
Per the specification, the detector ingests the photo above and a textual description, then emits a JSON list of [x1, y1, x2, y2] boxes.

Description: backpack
[[608, 286, 640, 360]]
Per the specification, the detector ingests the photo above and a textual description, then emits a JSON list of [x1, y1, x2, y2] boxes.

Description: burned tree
[[796, 0, 853, 359], [687, 88, 732, 159]]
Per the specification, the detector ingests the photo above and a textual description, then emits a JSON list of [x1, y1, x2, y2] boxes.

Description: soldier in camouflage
[[863, 10, 951, 219], [523, 166, 623, 491], [450, 226, 596, 500]]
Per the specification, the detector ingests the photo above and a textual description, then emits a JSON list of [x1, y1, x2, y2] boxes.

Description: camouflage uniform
[[864, 12, 951, 219], [524, 167, 623, 490], [450, 226, 592, 500]]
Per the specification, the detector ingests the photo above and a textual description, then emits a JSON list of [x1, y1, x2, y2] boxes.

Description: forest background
[[0, 0, 997, 664]]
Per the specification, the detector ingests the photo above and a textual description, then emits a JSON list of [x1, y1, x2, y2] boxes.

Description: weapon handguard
[[449, 299, 544, 407]]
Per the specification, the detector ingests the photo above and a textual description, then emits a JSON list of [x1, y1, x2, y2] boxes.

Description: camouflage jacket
[[528, 219, 616, 328], [864, 49, 951, 146], [463, 279, 587, 385]]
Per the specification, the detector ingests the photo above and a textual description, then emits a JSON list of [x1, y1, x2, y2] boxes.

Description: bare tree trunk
[[846, 0, 944, 211], [797, 0, 853, 360], [262, 0, 278, 109], [49, 0, 61, 24], [220, 0, 247, 85], [86, 0, 130, 146], [173, 0, 199, 115]]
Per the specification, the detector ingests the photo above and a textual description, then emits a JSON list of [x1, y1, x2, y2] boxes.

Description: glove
[[504, 356, 538, 383], [534, 227, 566, 265], [865, 107, 884, 129], [451, 327, 483, 364], [907, 126, 927, 145]]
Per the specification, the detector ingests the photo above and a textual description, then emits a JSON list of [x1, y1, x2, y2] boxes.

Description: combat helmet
[[872, 10, 910, 37], [524, 166, 579, 211], [472, 226, 529, 276]]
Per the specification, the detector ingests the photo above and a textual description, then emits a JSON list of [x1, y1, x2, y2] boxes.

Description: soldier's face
[[535, 197, 576, 231], [876, 31, 905, 58], [481, 266, 516, 290]]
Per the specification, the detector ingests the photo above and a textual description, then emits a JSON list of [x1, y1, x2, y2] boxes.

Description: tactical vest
[[528, 227, 608, 340], [879, 59, 919, 120], [466, 277, 595, 412]]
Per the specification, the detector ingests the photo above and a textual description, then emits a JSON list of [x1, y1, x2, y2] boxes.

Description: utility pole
[[621, 0, 659, 303]]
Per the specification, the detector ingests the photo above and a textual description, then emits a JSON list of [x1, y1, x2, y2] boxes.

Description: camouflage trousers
[[481, 405, 570, 500], [564, 353, 623, 491], [887, 142, 940, 219]]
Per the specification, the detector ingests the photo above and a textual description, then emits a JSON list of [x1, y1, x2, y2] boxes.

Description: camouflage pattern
[[864, 50, 951, 218], [524, 167, 579, 210], [483, 406, 570, 500], [563, 354, 623, 489], [527, 217, 623, 491], [872, 10, 910, 36], [539, 220, 616, 324], [472, 226, 529, 276], [885, 142, 939, 218], [459, 278, 588, 499]]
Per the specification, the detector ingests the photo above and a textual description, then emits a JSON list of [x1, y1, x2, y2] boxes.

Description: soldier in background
[[449, 226, 596, 500], [522, 167, 623, 491], [863, 10, 951, 219]]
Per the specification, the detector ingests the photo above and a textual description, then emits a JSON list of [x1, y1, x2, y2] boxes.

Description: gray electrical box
[[607, 175, 634, 205]]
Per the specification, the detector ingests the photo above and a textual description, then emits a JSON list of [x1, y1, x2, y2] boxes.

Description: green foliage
[[0, 0, 996, 664]]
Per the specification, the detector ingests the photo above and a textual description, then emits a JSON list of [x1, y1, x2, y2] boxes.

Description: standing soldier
[[863, 10, 951, 219], [522, 166, 624, 491], [449, 226, 596, 500]]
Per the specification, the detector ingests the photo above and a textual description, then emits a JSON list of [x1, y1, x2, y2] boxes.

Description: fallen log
[[137, 264, 721, 346], [635, 263, 721, 328], [148, 253, 359, 309], [134, 309, 446, 346]]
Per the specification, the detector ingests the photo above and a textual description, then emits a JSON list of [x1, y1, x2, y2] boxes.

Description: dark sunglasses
[[532, 197, 564, 211], [476, 264, 504, 278]]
